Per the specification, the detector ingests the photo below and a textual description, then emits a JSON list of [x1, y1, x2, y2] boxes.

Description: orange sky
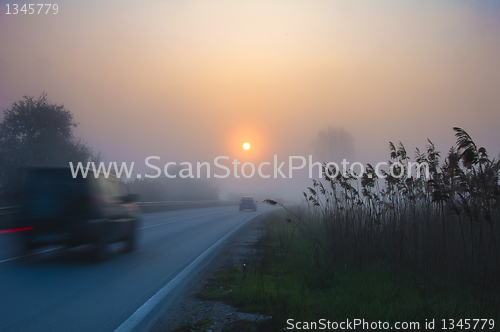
[[1, 0, 499, 197]]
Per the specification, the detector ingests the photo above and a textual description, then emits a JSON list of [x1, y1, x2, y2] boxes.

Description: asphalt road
[[0, 205, 274, 332]]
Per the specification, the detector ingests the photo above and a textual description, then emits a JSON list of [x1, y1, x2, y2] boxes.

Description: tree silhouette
[[312, 126, 354, 164], [0, 93, 93, 203]]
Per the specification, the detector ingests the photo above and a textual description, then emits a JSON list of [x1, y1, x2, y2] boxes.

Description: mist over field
[[1, 0, 499, 200]]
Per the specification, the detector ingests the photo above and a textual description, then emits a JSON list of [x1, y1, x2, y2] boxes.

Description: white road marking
[[138, 210, 229, 230], [0, 247, 63, 264], [115, 212, 264, 332]]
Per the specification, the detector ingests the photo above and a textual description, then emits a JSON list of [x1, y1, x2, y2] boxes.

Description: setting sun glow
[[243, 142, 250, 150]]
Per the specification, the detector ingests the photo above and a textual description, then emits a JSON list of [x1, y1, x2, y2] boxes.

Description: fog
[[1, 0, 499, 201]]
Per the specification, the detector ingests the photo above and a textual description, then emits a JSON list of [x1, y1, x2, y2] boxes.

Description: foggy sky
[[1, 0, 499, 199]]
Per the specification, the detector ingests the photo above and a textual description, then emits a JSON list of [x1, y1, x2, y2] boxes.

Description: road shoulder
[[150, 213, 268, 332]]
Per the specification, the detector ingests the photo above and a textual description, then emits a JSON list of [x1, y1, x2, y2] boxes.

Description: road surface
[[0, 205, 274, 332]]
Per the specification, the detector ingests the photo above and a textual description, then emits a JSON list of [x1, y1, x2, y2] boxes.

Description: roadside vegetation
[[199, 128, 500, 331], [0, 93, 98, 205]]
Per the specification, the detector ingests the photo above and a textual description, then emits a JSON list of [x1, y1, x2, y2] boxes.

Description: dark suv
[[239, 196, 257, 211], [15, 166, 140, 260]]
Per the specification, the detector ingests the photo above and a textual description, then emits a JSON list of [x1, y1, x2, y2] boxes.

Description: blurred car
[[12, 166, 140, 261], [239, 196, 257, 211]]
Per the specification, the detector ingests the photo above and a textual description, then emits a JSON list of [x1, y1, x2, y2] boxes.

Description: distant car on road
[[12, 166, 140, 261], [239, 196, 257, 211]]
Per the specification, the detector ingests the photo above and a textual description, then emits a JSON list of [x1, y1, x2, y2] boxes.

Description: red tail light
[[240, 202, 242, 204], [252, 202, 255, 204], [0, 227, 33, 234]]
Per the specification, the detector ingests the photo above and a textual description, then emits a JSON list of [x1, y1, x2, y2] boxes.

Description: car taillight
[[252, 202, 255, 204], [240, 202, 242, 204], [0, 227, 33, 234]]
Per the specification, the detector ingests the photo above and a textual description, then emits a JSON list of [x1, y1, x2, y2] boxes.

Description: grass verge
[[198, 211, 497, 331]]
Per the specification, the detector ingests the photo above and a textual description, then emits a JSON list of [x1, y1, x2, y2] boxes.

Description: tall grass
[[275, 127, 499, 316]]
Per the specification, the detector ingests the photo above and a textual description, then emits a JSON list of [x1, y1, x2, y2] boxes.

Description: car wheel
[[239, 208, 243, 211]]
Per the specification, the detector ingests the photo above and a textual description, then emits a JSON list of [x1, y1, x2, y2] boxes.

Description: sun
[[243, 142, 251, 150]]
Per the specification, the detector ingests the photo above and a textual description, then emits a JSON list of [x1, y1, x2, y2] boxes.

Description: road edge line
[[0, 247, 63, 264], [115, 212, 266, 332]]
